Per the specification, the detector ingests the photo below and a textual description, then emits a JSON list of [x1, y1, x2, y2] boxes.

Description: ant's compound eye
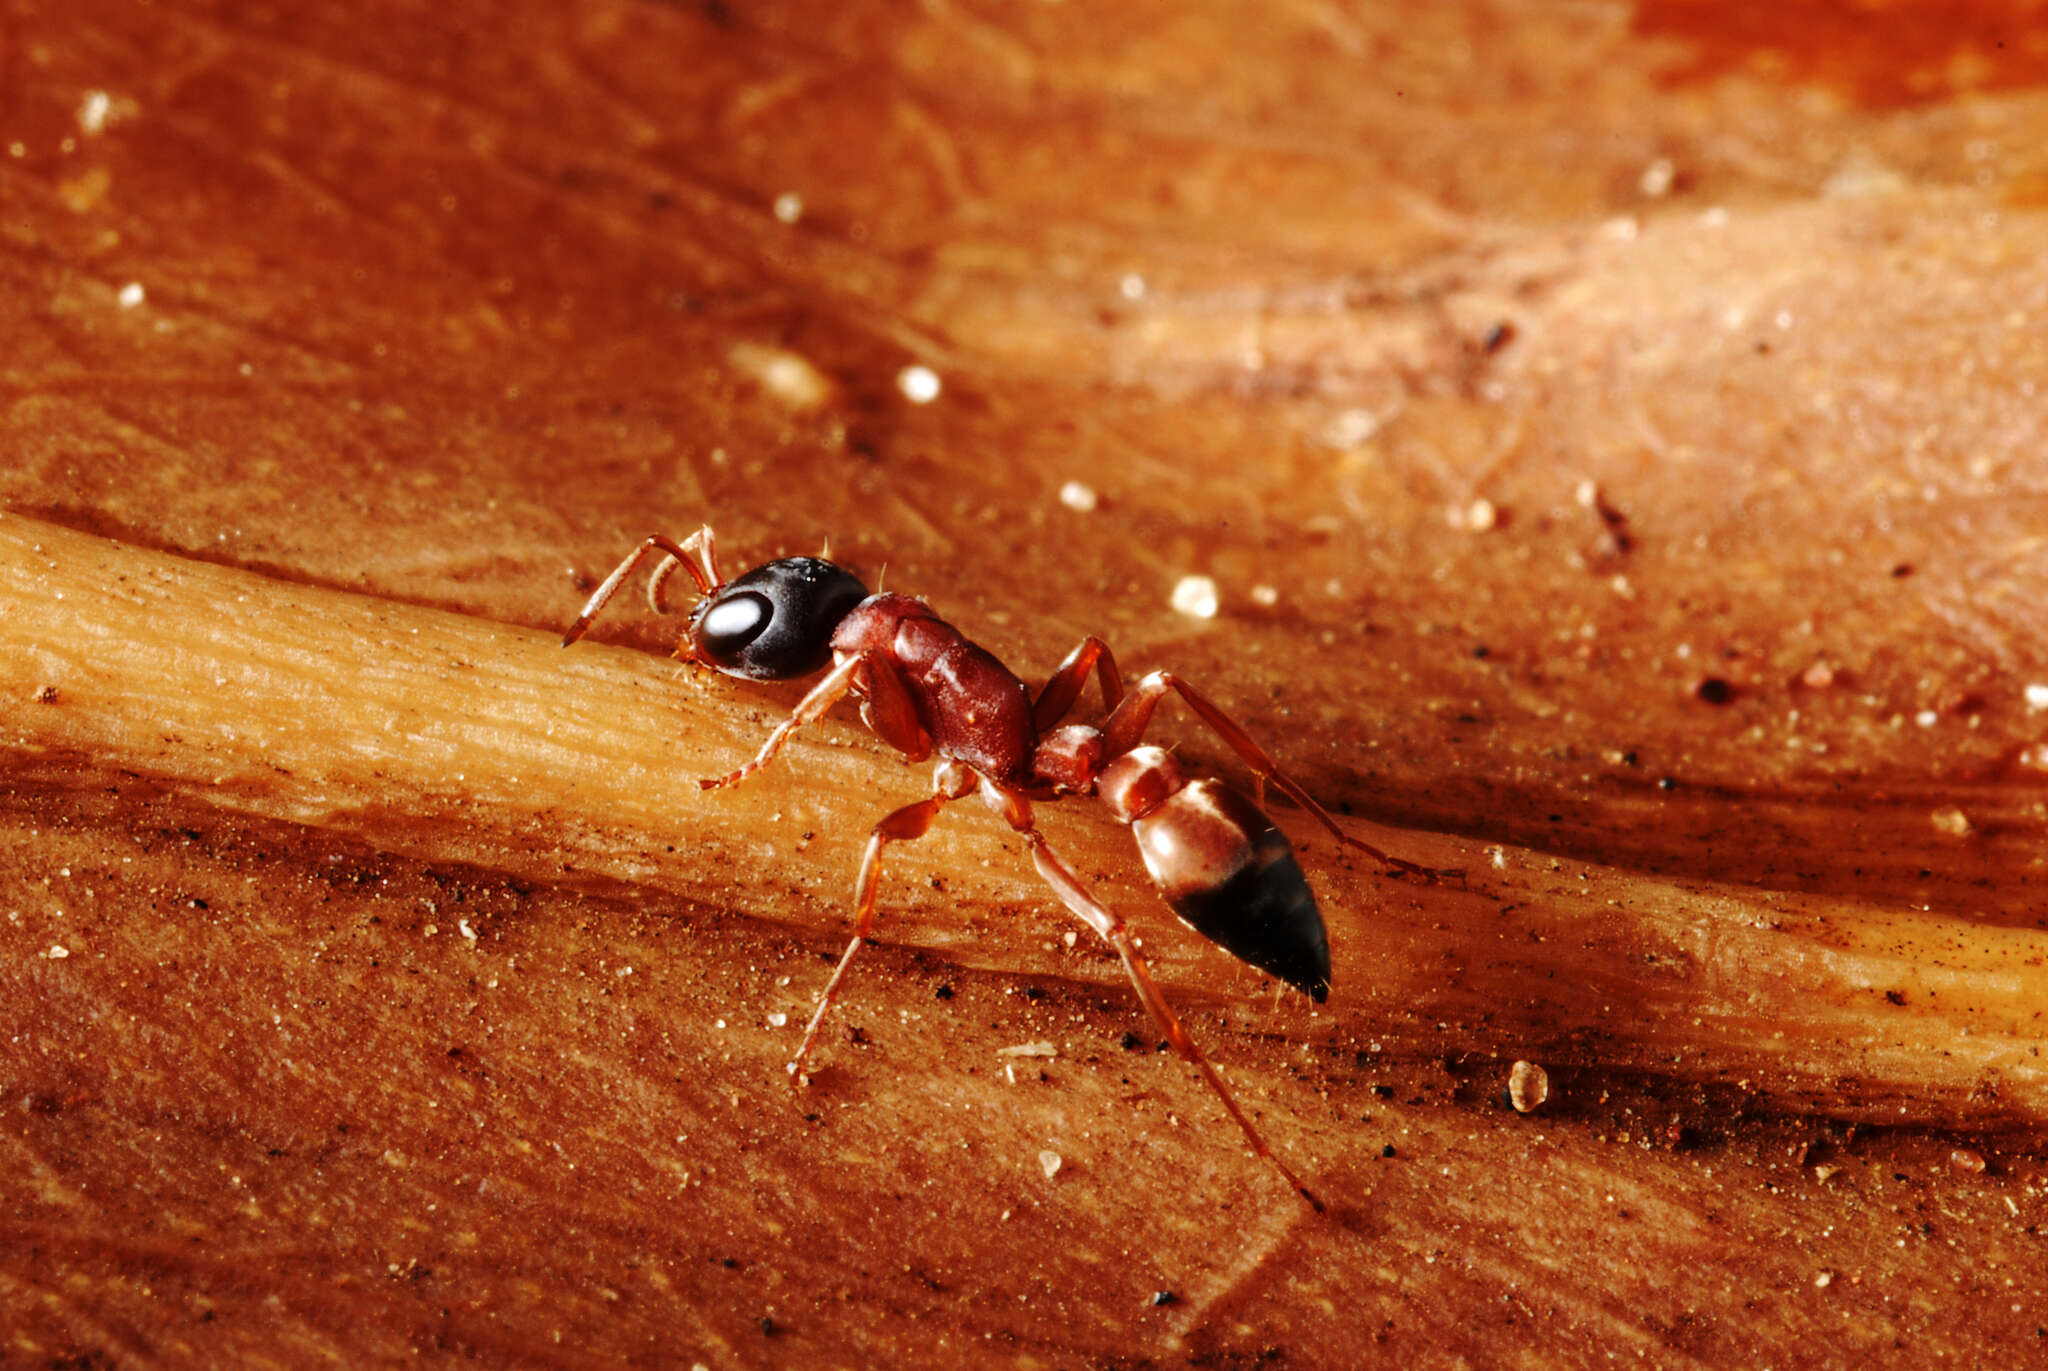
[[686, 556, 869, 680], [694, 592, 773, 661]]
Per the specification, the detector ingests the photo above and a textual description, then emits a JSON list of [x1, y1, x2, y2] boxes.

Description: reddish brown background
[[4, 1, 2047, 1367]]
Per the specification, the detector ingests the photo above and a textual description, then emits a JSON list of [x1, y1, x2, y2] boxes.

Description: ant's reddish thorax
[[834, 593, 1037, 784]]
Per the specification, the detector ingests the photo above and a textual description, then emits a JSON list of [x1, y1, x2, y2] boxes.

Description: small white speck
[[727, 341, 832, 413], [1508, 1060, 1549, 1113], [897, 364, 941, 404], [1038, 1150, 1062, 1178], [117, 282, 145, 309], [2024, 683, 2048, 712], [1249, 584, 1279, 608], [1118, 272, 1147, 300], [714, 1018, 727, 1030], [46, 944, 70, 959], [458, 919, 477, 942], [78, 91, 114, 136], [767, 1012, 788, 1028], [1321, 408, 1380, 448], [1915, 709, 1938, 728], [772, 191, 803, 224], [1464, 497, 1497, 531], [1170, 575, 1219, 619], [1638, 157, 1675, 198], [1058, 480, 1098, 512], [1814, 1271, 1834, 1289], [1774, 309, 1795, 330], [998, 1041, 1058, 1058], [7, 142, 23, 158]]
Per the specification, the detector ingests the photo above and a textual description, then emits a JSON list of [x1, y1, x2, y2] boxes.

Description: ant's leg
[[1101, 671, 1454, 882], [1031, 636, 1127, 731], [561, 527, 720, 647], [856, 656, 934, 763], [644, 525, 723, 616], [699, 653, 864, 790], [981, 781, 1324, 1213], [790, 762, 975, 1079]]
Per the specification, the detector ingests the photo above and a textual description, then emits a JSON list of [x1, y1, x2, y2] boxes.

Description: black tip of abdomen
[[1169, 841, 1332, 1004]]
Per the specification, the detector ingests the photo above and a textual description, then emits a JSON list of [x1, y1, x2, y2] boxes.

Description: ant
[[562, 526, 1442, 1212]]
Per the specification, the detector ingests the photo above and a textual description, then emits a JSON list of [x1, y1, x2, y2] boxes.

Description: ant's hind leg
[[1101, 670, 1456, 883], [981, 782, 1324, 1213], [789, 762, 976, 1080]]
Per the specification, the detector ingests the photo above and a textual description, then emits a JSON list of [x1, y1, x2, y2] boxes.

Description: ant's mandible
[[562, 526, 1441, 1213]]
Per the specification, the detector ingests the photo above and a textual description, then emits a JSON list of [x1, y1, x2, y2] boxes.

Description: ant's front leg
[[1101, 670, 1457, 884], [698, 653, 865, 790]]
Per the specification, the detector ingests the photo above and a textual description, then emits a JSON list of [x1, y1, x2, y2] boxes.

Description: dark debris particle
[[1471, 644, 1490, 659], [1382, 1144, 1398, 1158], [934, 984, 954, 1001], [1694, 676, 1735, 705], [1150, 1290, 1179, 1307], [1119, 1031, 1142, 1051], [1022, 986, 1046, 1001], [760, 1316, 777, 1337], [1891, 563, 1914, 578], [1658, 776, 1678, 791], [33, 684, 59, 703]]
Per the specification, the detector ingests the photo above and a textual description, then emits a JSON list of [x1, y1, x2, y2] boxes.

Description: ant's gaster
[[562, 526, 1444, 1212]]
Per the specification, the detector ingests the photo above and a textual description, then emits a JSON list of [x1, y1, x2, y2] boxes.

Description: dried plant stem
[[2, 513, 2039, 1132]]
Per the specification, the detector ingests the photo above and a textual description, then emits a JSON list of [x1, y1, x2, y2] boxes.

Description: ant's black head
[[684, 557, 870, 680]]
